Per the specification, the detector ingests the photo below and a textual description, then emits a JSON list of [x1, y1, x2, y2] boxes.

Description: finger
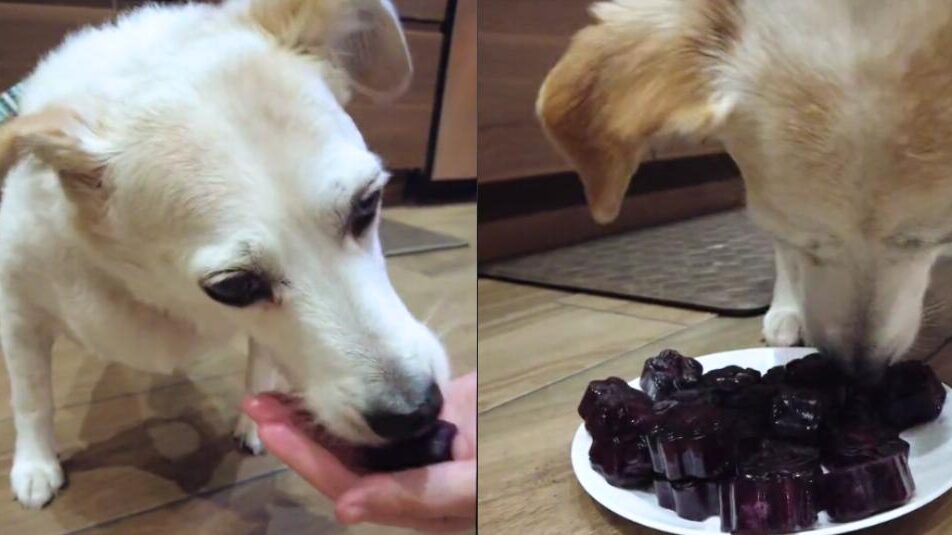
[[256, 422, 360, 499], [336, 511, 473, 533], [441, 373, 477, 460], [335, 459, 476, 522], [241, 393, 298, 425]]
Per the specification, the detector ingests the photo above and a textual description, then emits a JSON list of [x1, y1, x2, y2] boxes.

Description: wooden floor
[[0, 203, 476, 535], [478, 278, 952, 535]]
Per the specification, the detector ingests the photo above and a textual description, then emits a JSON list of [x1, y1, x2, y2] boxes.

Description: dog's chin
[[297, 402, 388, 449]]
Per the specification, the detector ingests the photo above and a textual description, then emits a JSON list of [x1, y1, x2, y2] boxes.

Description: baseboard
[[478, 178, 745, 262], [479, 154, 740, 223]]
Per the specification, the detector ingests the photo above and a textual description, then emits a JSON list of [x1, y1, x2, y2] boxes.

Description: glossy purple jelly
[[362, 420, 457, 472], [878, 360, 946, 431], [578, 377, 654, 441], [640, 349, 703, 401], [720, 442, 821, 533], [821, 424, 909, 469], [822, 452, 915, 522], [577, 352, 945, 532], [771, 388, 828, 443], [649, 403, 731, 480], [589, 435, 653, 488], [654, 478, 720, 521]]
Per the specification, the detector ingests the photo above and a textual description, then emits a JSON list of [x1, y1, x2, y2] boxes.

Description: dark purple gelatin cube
[[640, 349, 703, 401], [362, 420, 457, 472], [589, 435, 653, 488], [577, 377, 654, 441], [877, 360, 946, 431], [784, 353, 845, 389], [762, 365, 787, 385], [822, 452, 915, 522], [654, 478, 720, 521], [721, 442, 821, 533], [771, 388, 828, 443], [701, 365, 761, 395], [821, 424, 909, 469], [649, 403, 731, 480]]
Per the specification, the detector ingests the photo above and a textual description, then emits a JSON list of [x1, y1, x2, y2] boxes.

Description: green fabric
[[0, 83, 23, 124]]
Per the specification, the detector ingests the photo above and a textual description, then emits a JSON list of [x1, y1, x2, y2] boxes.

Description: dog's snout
[[365, 382, 443, 441]]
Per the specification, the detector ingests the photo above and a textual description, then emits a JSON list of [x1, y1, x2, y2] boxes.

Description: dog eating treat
[[539, 0, 952, 380], [0, 0, 451, 508]]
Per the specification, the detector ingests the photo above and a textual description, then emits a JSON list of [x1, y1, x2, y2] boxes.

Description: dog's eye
[[893, 236, 927, 250], [202, 270, 273, 307], [350, 189, 382, 238]]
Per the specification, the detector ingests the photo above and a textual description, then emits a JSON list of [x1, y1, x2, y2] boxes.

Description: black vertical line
[[408, 0, 459, 199]]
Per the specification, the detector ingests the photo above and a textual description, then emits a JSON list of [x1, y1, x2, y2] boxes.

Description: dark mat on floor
[[479, 209, 775, 316], [381, 219, 468, 257]]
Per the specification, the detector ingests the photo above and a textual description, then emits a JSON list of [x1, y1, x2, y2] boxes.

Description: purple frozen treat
[[720, 441, 821, 533], [589, 435, 653, 489], [877, 360, 946, 431], [654, 478, 720, 521], [649, 403, 732, 481], [822, 452, 915, 522], [640, 349, 703, 401], [361, 419, 457, 472]]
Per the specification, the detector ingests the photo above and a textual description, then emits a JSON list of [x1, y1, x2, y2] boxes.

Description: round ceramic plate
[[571, 347, 952, 535]]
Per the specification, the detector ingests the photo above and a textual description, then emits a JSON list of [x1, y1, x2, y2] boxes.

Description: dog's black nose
[[366, 382, 443, 441]]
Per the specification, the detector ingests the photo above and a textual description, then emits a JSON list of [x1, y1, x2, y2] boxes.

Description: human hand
[[242, 372, 477, 532]]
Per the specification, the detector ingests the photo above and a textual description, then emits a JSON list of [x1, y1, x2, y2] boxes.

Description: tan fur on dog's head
[[539, 0, 952, 373], [537, 0, 738, 223]]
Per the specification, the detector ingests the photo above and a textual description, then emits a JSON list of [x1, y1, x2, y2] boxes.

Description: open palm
[[242, 372, 476, 532]]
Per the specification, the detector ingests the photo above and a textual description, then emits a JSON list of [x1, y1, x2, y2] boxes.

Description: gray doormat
[[381, 219, 468, 257], [479, 209, 775, 316]]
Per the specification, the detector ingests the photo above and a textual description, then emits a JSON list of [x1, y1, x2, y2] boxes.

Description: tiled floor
[[0, 203, 476, 535], [478, 278, 952, 535]]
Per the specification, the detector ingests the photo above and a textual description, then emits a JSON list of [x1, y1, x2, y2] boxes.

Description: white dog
[[538, 0, 952, 379], [0, 0, 449, 508]]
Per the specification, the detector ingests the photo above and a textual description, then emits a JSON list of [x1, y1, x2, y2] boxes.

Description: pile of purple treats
[[578, 350, 947, 533]]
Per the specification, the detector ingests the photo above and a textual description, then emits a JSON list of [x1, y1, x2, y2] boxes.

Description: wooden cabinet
[[0, 0, 474, 189], [478, 0, 723, 183], [0, 3, 113, 90], [347, 28, 443, 171]]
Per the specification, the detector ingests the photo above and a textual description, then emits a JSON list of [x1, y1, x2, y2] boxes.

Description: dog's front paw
[[11, 456, 64, 509], [233, 414, 266, 456], [763, 307, 804, 347]]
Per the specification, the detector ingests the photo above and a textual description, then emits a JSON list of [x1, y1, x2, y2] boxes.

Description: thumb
[[335, 459, 476, 524]]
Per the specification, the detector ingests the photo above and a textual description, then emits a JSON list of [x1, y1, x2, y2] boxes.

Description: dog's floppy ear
[[0, 106, 111, 190], [235, 0, 412, 101], [537, 1, 737, 223]]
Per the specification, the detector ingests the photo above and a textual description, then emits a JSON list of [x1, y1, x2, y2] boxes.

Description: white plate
[[571, 347, 952, 534]]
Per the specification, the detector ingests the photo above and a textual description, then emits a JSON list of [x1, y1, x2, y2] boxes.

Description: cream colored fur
[[539, 0, 952, 378], [0, 0, 447, 508]]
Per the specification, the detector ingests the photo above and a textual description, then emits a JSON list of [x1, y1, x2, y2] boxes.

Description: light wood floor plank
[[478, 303, 685, 412], [558, 293, 715, 326]]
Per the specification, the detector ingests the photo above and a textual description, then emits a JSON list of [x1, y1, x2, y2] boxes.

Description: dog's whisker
[[421, 296, 451, 328]]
